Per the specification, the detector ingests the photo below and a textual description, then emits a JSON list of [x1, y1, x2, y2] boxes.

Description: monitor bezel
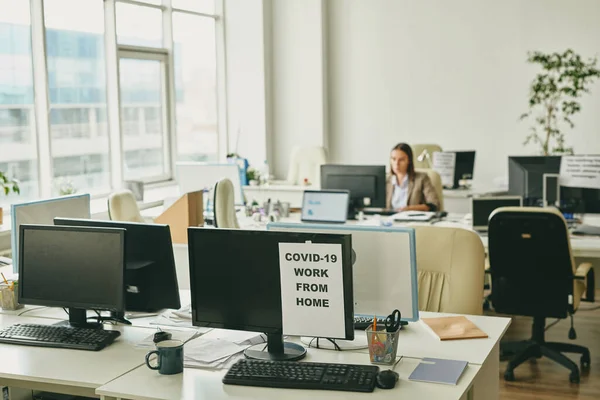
[[471, 196, 523, 231], [18, 224, 126, 312]]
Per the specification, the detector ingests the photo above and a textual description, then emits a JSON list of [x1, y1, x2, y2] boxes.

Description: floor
[[495, 292, 600, 400]]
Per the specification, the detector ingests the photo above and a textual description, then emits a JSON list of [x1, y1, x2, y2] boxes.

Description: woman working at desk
[[386, 142, 440, 212]]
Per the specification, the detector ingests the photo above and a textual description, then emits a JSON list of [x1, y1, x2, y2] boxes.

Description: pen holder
[[366, 324, 400, 365], [0, 283, 22, 311]]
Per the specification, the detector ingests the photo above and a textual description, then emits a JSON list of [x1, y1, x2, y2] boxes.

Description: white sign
[[559, 155, 600, 190], [432, 152, 456, 188], [278, 242, 345, 339]]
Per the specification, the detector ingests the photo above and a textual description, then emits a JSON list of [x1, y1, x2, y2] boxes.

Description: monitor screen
[[10, 194, 90, 273], [18, 224, 125, 312], [560, 187, 600, 214], [453, 151, 476, 188], [188, 228, 354, 338], [320, 165, 386, 208], [472, 197, 523, 231], [53, 218, 180, 312], [301, 190, 350, 223]]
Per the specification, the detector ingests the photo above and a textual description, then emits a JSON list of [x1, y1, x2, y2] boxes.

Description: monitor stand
[[244, 333, 306, 361], [299, 335, 369, 350], [53, 308, 103, 329], [108, 311, 133, 325]]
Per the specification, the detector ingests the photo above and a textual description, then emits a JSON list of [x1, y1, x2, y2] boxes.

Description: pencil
[[1, 272, 8, 286]]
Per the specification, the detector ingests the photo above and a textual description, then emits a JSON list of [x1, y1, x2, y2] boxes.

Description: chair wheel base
[[581, 354, 591, 368], [504, 370, 515, 381], [569, 372, 580, 384]]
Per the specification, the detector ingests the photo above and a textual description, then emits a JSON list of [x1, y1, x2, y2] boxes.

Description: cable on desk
[[17, 306, 47, 316]]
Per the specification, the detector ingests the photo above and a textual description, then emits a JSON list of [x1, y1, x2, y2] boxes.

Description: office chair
[[286, 146, 327, 186], [107, 190, 145, 223], [416, 168, 444, 211], [488, 207, 592, 383], [413, 225, 485, 315], [413, 144, 442, 169], [213, 178, 240, 229]]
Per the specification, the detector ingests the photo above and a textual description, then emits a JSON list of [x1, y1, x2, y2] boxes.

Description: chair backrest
[[412, 144, 442, 169], [413, 225, 485, 315], [107, 190, 144, 223], [213, 178, 240, 229], [286, 146, 327, 186], [416, 168, 444, 211], [488, 207, 575, 319]]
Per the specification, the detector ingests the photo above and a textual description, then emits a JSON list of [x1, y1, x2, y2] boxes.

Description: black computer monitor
[[18, 224, 125, 329], [560, 186, 600, 214], [451, 151, 476, 189], [508, 156, 562, 206], [53, 218, 181, 318], [320, 164, 386, 217], [188, 227, 354, 361]]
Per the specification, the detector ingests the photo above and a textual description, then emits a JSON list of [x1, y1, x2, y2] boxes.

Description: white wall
[[326, 0, 600, 186], [270, 0, 328, 179], [223, 0, 271, 168]]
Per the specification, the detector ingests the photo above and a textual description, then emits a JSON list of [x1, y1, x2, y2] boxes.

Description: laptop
[[471, 196, 523, 232], [301, 190, 350, 223]]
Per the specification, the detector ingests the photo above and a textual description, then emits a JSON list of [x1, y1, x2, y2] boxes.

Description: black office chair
[[488, 207, 593, 383]]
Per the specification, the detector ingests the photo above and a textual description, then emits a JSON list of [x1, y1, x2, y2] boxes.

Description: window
[[45, 0, 110, 196], [0, 0, 221, 209], [173, 13, 218, 162], [119, 55, 170, 181], [0, 0, 39, 206], [116, 2, 163, 48]]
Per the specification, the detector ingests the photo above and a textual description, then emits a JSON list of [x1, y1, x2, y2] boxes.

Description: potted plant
[[0, 171, 20, 225], [520, 49, 600, 155]]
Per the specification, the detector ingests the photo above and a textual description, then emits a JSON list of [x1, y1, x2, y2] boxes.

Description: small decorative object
[[227, 152, 249, 186], [0, 171, 20, 225], [520, 49, 600, 155], [246, 167, 259, 186], [302, 178, 311, 186], [54, 177, 77, 196]]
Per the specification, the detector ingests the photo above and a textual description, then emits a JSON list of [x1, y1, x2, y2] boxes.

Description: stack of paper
[[183, 329, 267, 370]]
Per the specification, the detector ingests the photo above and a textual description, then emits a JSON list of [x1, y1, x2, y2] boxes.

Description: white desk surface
[[96, 348, 479, 400], [0, 314, 151, 389], [359, 312, 510, 365]]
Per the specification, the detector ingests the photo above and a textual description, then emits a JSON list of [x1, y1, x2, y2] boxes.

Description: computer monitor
[[471, 196, 523, 232], [452, 151, 476, 189], [53, 218, 181, 317], [18, 224, 125, 329], [176, 162, 244, 206], [188, 228, 354, 361], [10, 194, 90, 273], [301, 190, 350, 223], [320, 165, 386, 218], [560, 186, 600, 214], [508, 156, 562, 206]]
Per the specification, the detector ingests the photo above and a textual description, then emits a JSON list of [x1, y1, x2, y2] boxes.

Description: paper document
[[182, 331, 267, 370], [392, 211, 436, 222], [409, 358, 468, 385], [185, 338, 247, 363], [135, 329, 202, 349], [199, 329, 266, 345], [432, 152, 456, 188], [559, 155, 600, 189]]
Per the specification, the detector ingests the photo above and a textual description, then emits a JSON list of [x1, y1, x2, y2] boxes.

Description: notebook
[[409, 358, 468, 385], [421, 316, 488, 341], [391, 211, 436, 222]]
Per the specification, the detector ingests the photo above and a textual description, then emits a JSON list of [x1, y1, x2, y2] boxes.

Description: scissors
[[385, 309, 401, 332]]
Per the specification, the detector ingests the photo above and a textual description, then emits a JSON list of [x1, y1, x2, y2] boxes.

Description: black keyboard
[[354, 316, 408, 330], [223, 359, 380, 392], [0, 323, 121, 351]]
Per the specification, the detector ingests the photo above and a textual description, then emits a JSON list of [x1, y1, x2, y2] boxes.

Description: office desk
[[96, 348, 480, 400], [0, 314, 151, 398]]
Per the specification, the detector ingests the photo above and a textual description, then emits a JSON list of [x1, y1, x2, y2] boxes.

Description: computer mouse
[[376, 369, 399, 389], [153, 331, 172, 343]]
